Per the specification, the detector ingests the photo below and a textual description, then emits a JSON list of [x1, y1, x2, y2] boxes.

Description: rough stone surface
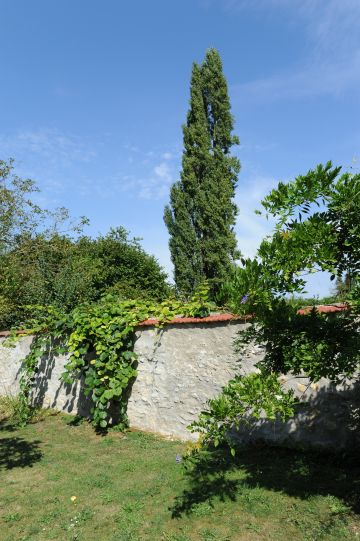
[[127, 322, 251, 440], [0, 335, 31, 398], [0, 322, 359, 450], [0, 336, 92, 417]]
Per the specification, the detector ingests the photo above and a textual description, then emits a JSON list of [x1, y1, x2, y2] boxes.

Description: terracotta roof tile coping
[[0, 313, 247, 336], [137, 312, 248, 327], [0, 329, 31, 337], [137, 303, 349, 327], [297, 303, 349, 315], [0, 304, 349, 336]]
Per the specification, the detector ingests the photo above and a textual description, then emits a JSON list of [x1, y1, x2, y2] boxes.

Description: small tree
[[191, 163, 360, 451], [164, 49, 240, 296], [0, 159, 43, 253]]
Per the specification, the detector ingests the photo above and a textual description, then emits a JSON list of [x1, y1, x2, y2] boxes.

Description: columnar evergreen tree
[[164, 49, 240, 296]]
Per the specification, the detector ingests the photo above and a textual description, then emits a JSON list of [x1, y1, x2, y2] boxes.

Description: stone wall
[[0, 318, 359, 450]]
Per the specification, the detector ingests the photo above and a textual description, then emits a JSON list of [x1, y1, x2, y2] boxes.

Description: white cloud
[[300, 0, 360, 54], [138, 181, 170, 200], [141, 162, 175, 199], [234, 51, 360, 103], [212, 0, 360, 103], [0, 127, 101, 203], [231, 0, 360, 55], [154, 162, 172, 182], [0, 128, 96, 167], [211, 0, 360, 26], [235, 175, 277, 258], [240, 142, 277, 153], [124, 144, 140, 153], [113, 161, 175, 201], [101, 147, 181, 201]]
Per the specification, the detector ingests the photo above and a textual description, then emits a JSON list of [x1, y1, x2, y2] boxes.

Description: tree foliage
[[164, 49, 240, 296], [0, 160, 170, 329], [0, 227, 171, 329], [193, 162, 360, 451], [0, 159, 43, 253], [189, 373, 296, 456], [0, 159, 87, 253]]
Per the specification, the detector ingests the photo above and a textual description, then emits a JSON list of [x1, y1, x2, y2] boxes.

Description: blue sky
[[1, 0, 359, 296]]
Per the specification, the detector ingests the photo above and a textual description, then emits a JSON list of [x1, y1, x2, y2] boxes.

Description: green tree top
[[164, 49, 241, 296]]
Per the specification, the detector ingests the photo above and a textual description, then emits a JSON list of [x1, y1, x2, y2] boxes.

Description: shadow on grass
[[171, 445, 360, 518], [66, 414, 86, 427], [0, 423, 42, 470], [0, 422, 17, 432]]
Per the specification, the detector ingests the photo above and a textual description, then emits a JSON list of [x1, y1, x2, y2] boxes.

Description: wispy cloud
[[235, 175, 277, 258], [111, 157, 178, 201], [154, 162, 172, 182], [124, 144, 140, 153], [234, 52, 360, 103], [298, 0, 360, 55], [112, 146, 181, 200], [0, 127, 101, 204], [239, 141, 278, 153], [0, 128, 97, 167], [137, 161, 174, 200], [0, 129, 181, 202], [217, 0, 360, 103], [211, 0, 360, 30]]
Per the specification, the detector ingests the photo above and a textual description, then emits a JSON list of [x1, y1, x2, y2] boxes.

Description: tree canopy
[[193, 163, 360, 452], [164, 49, 240, 296], [0, 160, 170, 329]]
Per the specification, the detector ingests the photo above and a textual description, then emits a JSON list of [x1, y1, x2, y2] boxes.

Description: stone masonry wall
[[0, 318, 359, 450]]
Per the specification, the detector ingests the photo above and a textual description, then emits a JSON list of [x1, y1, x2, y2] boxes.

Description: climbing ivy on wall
[[12, 283, 213, 428]]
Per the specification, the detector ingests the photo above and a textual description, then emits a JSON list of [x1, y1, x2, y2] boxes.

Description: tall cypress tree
[[164, 49, 240, 295]]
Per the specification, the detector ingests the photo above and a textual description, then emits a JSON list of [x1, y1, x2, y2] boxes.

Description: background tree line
[[0, 159, 170, 329]]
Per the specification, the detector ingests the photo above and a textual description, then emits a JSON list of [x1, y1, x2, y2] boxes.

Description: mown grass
[[0, 411, 359, 541]]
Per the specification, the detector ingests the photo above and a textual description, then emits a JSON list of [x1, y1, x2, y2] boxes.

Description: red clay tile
[[0, 304, 350, 336]]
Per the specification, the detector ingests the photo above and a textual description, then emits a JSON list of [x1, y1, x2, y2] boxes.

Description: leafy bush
[[0, 160, 171, 328], [188, 373, 296, 455], [0, 227, 171, 329]]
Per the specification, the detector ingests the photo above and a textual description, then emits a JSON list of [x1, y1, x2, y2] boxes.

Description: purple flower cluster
[[240, 294, 249, 304]]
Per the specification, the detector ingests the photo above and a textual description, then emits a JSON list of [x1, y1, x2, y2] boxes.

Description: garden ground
[[0, 411, 359, 541]]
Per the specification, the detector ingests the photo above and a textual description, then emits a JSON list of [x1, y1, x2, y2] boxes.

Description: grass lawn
[[0, 413, 359, 541]]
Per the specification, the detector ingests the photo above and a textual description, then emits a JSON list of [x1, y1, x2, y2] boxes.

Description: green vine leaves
[[12, 283, 215, 429]]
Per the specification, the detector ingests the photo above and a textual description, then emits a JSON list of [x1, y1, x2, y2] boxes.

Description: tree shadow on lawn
[[171, 444, 360, 518], [0, 423, 42, 470]]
